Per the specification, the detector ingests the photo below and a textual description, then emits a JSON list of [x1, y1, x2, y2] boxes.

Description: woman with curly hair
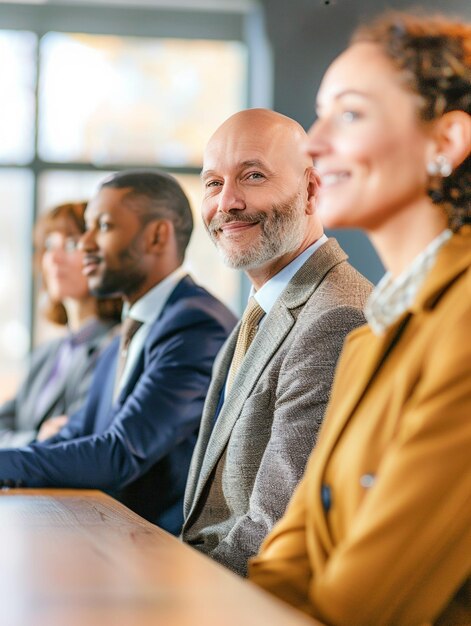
[[249, 12, 471, 626], [0, 202, 121, 447]]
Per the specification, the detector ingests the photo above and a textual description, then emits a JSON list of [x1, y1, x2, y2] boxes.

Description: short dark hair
[[352, 12, 471, 230], [100, 169, 194, 261], [34, 202, 122, 325]]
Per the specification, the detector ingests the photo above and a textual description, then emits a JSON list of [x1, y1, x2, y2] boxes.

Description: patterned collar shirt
[[365, 229, 452, 336]]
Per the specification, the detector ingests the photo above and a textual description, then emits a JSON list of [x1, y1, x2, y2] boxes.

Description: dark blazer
[[0, 276, 236, 535], [182, 240, 372, 574], [0, 320, 117, 448]]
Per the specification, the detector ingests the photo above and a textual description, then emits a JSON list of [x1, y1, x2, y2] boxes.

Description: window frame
[[0, 1, 270, 347]]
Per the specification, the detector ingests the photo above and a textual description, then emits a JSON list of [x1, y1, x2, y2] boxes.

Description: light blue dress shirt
[[252, 234, 328, 319]]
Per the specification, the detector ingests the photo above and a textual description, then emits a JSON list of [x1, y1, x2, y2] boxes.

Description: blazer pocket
[[226, 387, 274, 475], [237, 387, 273, 429]]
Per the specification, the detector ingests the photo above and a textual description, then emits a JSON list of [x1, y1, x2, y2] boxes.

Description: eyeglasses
[[44, 233, 81, 254]]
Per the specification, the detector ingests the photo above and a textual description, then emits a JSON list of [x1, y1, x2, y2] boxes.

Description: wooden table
[[0, 489, 320, 626]]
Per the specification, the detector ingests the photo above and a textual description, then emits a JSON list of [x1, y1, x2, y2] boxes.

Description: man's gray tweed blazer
[[182, 239, 372, 576]]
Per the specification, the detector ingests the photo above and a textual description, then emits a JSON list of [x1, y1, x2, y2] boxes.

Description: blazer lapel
[[23, 342, 64, 424], [307, 314, 411, 553], [183, 328, 239, 515], [316, 313, 411, 468], [186, 305, 295, 522], [185, 238, 350, 522], [34, 320, 117, 425], [63, 330, 108, 407], [317, 227, 471, 465], [201, 330, 239, 437], [112, 278, 195, 413]]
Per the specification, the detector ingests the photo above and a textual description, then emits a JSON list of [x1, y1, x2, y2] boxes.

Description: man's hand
[[36, 415, 69, 442]]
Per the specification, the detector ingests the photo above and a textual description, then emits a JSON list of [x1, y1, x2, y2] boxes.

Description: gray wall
[[259, 0, 471, 283]]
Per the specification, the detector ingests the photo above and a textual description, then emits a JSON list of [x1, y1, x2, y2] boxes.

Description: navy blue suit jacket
[[0, 276, 236, 535]]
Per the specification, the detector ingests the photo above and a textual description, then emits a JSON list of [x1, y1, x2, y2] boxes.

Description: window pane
[[0, 30, 36, 165], [39, 33, 247, 166], [38, 170, 111, 215], [0, 170, 33, 400], [38, 170, 240, 316]]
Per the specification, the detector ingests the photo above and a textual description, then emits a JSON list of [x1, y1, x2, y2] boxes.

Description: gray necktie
[[226, 297, 264, 391]]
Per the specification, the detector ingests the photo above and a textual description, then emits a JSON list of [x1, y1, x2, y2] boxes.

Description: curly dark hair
[[34, 202, 122, 325], [352, 12, 471, 231]]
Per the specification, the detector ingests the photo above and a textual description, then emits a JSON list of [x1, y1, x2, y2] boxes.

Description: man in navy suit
[[0, 170, 236, 535]]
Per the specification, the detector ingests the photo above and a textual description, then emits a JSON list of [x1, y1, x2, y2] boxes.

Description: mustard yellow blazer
[[250, 228, 471, 626]]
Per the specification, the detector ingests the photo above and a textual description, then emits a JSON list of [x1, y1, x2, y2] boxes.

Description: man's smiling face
[[200, 110, 316, 275]]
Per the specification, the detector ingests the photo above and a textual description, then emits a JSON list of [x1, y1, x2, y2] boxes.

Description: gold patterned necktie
[[114, 316, 143, 396], [226, 296, 265, 392]]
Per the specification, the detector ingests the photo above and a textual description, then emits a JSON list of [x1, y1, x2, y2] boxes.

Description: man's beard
[[90, 238, 147, 299], [207, 192, 307, 270]]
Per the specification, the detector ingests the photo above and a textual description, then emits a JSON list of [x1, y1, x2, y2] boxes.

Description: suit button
[[321, 484, 332, 512], [360, 473, 376, 488]]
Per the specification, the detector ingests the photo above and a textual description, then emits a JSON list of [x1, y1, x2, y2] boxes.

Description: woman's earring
[[427, 154, 452, 177]]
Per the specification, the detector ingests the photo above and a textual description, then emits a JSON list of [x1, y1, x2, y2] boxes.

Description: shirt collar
[[365, 229, 452, 335], [251, 235, 328, 315], [68, 317, 113, 347], [123, 266, 187, 325]]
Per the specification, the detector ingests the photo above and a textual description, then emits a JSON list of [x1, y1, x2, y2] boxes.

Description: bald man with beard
[[182, 109, 372, 575]]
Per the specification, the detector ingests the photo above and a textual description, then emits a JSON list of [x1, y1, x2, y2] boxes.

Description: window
[[0, 170, 33, 397], [0, 2, 269, 394], [39, 33, 247, 166], [0, 30, 37, 164]]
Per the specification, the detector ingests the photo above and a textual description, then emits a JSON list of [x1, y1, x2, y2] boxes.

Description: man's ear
[[430, 110, 471, 170], [306, 166, 320, 215], [146, 220, 172, 253]]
